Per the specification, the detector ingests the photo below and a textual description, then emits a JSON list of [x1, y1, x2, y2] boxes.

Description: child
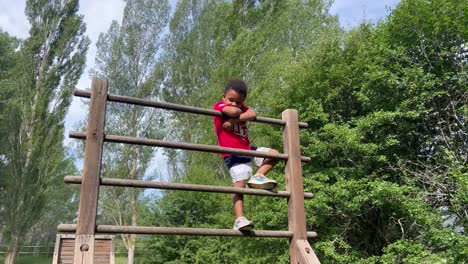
[[213, 79, 279, 230]]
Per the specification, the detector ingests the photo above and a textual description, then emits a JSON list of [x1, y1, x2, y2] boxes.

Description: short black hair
[[224, 79, 248, 98]]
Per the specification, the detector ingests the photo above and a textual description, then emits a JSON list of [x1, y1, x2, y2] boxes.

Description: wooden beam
[[282, 109, 319, 264], [58, 224, 318, 238], [69, 131, 312, 162], [73, 78, 108, 264], [64, 176, 314, 199], [295, 240, 321, 264], [74, 89, 309, 128]]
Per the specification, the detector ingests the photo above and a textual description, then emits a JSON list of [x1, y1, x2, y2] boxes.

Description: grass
[[0, 256, 132, 264], [115, 256, 127, 264], [0, 255, 52, 264], [0, 255, 130, 264]]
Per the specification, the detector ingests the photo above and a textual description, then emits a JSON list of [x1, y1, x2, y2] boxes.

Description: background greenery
[[0, 0, 466, 263]]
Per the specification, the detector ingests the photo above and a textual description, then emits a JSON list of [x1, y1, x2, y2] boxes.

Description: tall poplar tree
[[91, 0, 170, 262], [0, 0, 89, 263]]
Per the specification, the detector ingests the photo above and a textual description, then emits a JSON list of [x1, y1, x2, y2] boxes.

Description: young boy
[[213, 79, 279, 230]]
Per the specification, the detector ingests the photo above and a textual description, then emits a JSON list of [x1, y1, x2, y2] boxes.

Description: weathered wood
[[58, 224, 318, 238], [63, 80, 320, 263], [69, 131, 312, 162], [52, 234, 61, 264], [74, 89, 309, 128], [53, 234, 114, 264], [282, 109, 319, 264], [64, 176, 314, 199], [74, 78, 108, 264], [109, 236, 115, 264], [73, 235, 95, 264], [295, 240, 321, 264]]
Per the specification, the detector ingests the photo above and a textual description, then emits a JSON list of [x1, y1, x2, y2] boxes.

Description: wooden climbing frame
[[57, 78, 320, 263]]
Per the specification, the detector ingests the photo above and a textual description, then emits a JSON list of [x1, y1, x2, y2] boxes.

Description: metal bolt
[[305, 247, 311, 254], [80, 244, 89, 252]]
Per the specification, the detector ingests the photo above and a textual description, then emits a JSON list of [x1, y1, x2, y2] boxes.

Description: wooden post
[[74, 78, 108, 264], [282, 109, 320, 264]]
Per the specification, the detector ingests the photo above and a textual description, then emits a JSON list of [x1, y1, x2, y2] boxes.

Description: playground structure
[[57, 78, 320, 263]]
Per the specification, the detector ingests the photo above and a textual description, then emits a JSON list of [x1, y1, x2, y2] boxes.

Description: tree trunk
[[4, 237, 19, 264], [127, 243, 135, 264], [126, 153, 138, 264]]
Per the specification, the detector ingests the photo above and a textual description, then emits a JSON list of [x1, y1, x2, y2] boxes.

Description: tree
[[151, 0, 467, 262], [0, 0, 89, 263], [142, 0, 341, 262], [91, 0, 170, 263], [259, 0, 467, 262], [0, 30, 20, 247]]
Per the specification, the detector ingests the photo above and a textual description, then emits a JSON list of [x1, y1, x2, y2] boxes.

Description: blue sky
[[0, 0, 399, 172]]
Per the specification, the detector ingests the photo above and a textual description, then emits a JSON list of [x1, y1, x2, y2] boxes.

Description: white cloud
[[2, 0, 401, 169], [0, 0, 28, 38], [0, 0, 125, 167], [64, 1, 125, 159], [330, 0, 400, 29], [1, 0, 401, 134]]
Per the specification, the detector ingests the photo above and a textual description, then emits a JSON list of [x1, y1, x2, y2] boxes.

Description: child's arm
[[239, 108, 256, 121], [222, 109, 257, 132], [221, 106, 243, 117], [222, 108, 256, 123]]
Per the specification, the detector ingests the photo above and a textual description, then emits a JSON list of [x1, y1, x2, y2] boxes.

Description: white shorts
[[225, 147, 270, 183]]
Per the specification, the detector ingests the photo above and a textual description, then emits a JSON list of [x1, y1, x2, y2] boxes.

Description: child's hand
[[223, 119, 234, 132], [223, 118, 239, 132]]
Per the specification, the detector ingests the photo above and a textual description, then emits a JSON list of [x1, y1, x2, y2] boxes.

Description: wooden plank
[[52, 235, 61, 264], [73, 235, 95, 264], [74, 78, 109, 264], [282, 109, 310, 264], [109, 234, 115, 264], [54, 234, 115, 264]]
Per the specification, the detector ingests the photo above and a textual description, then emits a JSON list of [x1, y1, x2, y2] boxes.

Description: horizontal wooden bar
[[58, 224, 317, 238], [69, 131, 312, 162], [64, 176, 314, 199], [74, 89, 308, 128]]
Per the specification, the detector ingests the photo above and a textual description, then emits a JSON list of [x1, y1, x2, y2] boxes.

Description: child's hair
[[224, 79, 248, 98]]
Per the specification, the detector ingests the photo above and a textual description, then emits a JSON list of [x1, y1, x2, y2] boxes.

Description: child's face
[[223, 89, 245, 108]]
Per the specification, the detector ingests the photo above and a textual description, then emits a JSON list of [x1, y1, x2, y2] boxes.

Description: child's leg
[[228, 163, 254, 230], [232, 180, 246, 219], [248, 148, 279, 190], [255, 148, 279, 175], [227, 162, 252, 218]]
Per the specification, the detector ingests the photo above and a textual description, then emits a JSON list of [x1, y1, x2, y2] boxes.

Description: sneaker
[[247, 174, 277, 190], [233, 217, 254, 230]]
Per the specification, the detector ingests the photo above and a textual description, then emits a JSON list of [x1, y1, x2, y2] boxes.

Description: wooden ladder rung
[[64, 176, 314, 199], [58, 224, 317, 238]]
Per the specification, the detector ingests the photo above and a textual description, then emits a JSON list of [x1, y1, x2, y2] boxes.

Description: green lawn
[[0, 255, 128, 263], [0, 256, 52, 264], [115, 256, 127, 264]]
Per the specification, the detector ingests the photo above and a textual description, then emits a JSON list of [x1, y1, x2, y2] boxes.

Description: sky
[[0, 0, 399, 171]]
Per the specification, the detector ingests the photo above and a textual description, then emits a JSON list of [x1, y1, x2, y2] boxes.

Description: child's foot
[[233, 217, 254, 230], [247, 174, 277, 190]]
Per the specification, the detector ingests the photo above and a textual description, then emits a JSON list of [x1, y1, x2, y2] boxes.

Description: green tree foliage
[[269, 0, 467, 262], [0, 0, 89, 263], [0, 31, 19, 155], [91, 0, 170, 262], [0, 31, 20, 244]]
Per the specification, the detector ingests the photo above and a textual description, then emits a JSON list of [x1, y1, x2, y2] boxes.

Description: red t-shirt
[[213, 101, 251, 157]]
